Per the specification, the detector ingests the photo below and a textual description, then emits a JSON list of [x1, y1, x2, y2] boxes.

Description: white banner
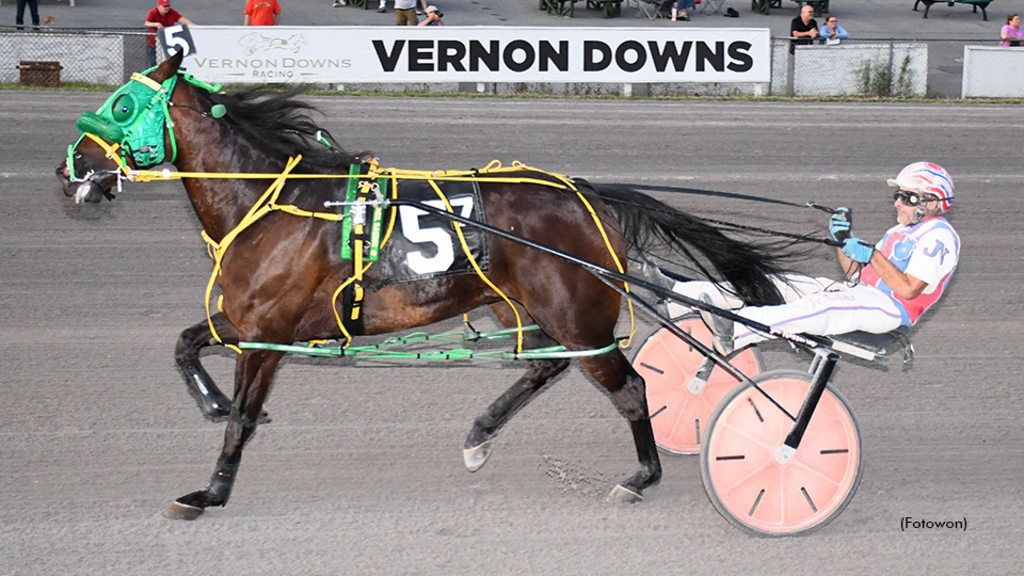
[[181, 26, 770, 84]]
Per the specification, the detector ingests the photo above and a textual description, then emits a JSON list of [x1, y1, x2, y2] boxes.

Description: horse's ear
[[150, 51, 184, 83]]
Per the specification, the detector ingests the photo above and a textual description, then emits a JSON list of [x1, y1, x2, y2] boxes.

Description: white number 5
[[161, 24, 197, 59], [399, 197, 474, 275]]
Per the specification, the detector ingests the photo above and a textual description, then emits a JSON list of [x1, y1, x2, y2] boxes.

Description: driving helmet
[[886, 161, 954, 213]]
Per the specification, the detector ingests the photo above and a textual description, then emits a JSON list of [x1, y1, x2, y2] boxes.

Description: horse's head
[[60, 52, 189, 203]]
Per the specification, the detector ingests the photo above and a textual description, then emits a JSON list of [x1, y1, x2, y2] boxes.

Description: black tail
[[590, 184, 793, 306]]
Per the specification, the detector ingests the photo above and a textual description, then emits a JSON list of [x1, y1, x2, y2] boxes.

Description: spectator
[[1000, 14, 1023, 47], [391, 0, 418, 25], [145, 0, 193, 68], [377, 0, 427, 14], [671, 0, 693, 21], [418, 5, 444, 25], [819, 14, 849, 45], [244, 0, 281, 26], [15, 0, 40, 30], [789, 4, 818, 54]]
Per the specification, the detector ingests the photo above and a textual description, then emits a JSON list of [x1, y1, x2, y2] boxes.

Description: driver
[[645, 162, 960, 354]]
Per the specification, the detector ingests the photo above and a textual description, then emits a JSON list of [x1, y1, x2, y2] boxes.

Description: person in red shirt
[[244, 0, 281, 26], [145, 0, 192, 68]]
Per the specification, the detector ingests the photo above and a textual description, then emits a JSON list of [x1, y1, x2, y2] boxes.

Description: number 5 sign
[[160, 24, 197, 59]]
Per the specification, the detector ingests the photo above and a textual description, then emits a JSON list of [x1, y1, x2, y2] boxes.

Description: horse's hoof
[[463, 440, 493, 472], [608, 484, 644, 503], [164, 500, 205, 521]]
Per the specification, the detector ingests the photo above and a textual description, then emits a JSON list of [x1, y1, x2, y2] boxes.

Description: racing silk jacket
[[858, 216, 960, 326]]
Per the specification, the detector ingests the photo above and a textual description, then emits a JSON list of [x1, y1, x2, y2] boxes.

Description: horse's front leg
[[175, 314, 235, 421], [462, 304, 571, 472], [174, 314, 272, 424], [165, 348, 284, 520]]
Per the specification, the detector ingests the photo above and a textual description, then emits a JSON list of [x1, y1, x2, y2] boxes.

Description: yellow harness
[[115, 158, 635, 355]]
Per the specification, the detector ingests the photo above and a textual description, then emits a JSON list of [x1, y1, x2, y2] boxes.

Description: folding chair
[[635, 0, 672, 19], [699, 0, 726, 14]]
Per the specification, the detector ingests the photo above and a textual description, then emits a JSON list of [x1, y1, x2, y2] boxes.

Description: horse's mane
[[199, 87, 367, 171]]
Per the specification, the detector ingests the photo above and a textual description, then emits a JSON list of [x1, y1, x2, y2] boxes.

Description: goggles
[[893, 189, 927, 207]]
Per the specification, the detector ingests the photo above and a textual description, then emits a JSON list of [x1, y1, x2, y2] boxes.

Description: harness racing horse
[[62, 52, 790, 519]]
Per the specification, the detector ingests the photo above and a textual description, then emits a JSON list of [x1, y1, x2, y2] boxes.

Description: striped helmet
[[886, 162, 955, 213]]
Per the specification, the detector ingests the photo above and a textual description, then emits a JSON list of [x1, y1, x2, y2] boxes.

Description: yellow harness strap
[[201, 155, 304, 353], [130, 72, 164, 92], [82, 132, 132, 177], [426, 179, 526, 353], [495, 162, 636, 348], [329, 161, 400, 346], [133, 157, 631, 354]]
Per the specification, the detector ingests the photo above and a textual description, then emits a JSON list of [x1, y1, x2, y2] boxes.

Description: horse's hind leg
[[175, 314, 235, 421], [166, 348, 284, 520], [578, 350, 661, 502], [463, 304, 571, 472]]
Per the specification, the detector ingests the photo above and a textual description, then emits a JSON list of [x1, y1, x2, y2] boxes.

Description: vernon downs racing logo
[[372, 39, 754, 75]]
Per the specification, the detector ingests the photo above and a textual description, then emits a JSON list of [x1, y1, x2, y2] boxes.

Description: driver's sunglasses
[[893, 189, 924, 206]]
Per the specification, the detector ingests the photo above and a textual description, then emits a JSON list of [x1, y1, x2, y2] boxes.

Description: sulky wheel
[[700, 370, 863, 537], [632, 315, 764, 455]]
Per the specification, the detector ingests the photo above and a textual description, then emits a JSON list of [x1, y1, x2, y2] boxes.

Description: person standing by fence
[[819, 15, 849, 45], [1000, 14, 1023, 47], [145, 0, 193, 68], [15, 0, 40, 30], [244, 0, 281, 26], [392, 0, 418, 25], [789, 5, 818, 54]]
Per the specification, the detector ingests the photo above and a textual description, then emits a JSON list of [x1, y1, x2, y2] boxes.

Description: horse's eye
[[74, 153, 82, 160], [112, 94, 136, 123]]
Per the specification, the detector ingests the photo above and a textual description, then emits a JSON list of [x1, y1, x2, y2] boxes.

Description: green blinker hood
[[77, 111, 125, 144], [69, 69, 225, 180]]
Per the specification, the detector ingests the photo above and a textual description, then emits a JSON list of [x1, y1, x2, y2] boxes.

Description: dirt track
[[1, 93, 1022, 575]]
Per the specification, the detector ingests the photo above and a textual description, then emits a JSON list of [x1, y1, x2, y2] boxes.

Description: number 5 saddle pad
[[375, 178, 490, 284]]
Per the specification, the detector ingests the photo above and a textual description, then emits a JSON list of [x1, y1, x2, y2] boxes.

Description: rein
[[576, 187, 844, 248]]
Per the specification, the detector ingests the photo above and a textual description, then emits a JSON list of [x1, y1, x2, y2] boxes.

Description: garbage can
[[17, 61, 63, 87]]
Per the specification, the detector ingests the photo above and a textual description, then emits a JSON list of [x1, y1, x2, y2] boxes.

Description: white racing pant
[[666, 274, 904, 348]]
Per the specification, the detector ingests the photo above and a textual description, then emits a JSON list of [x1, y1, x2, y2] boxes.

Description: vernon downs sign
[[181, 26, 770, 83]]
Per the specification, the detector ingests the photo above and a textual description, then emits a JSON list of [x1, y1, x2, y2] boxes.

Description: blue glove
[[841, 237, 874, 264], [828, 209, 851, 242]]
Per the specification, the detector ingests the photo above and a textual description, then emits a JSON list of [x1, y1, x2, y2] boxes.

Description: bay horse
[[62, 52, 789, 519]]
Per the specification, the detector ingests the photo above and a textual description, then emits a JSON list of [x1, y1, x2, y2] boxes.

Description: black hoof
[[164, 500, 205, 520], [608, 484, 644, 503], [164, 490, 224, 520]]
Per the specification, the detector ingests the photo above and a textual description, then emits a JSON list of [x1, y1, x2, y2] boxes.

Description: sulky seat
[[832, 326, 914, 366]]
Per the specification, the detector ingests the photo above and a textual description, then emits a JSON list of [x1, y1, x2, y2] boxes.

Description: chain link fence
[[0, 27, 149, 87], [1, 27, 1020, 98]]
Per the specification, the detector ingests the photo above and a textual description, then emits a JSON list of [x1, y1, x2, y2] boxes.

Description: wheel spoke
[[720, 419, 775, 454], [718, 453, 774, 494], [791, 457, 844, 488]]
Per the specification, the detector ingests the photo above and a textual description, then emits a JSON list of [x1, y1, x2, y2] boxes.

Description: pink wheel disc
[[633, 317, 763, 454], [705, 373, 861, 535]]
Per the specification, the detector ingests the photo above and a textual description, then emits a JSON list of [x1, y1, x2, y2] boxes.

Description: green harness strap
[[237, 325, 618, 361]]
